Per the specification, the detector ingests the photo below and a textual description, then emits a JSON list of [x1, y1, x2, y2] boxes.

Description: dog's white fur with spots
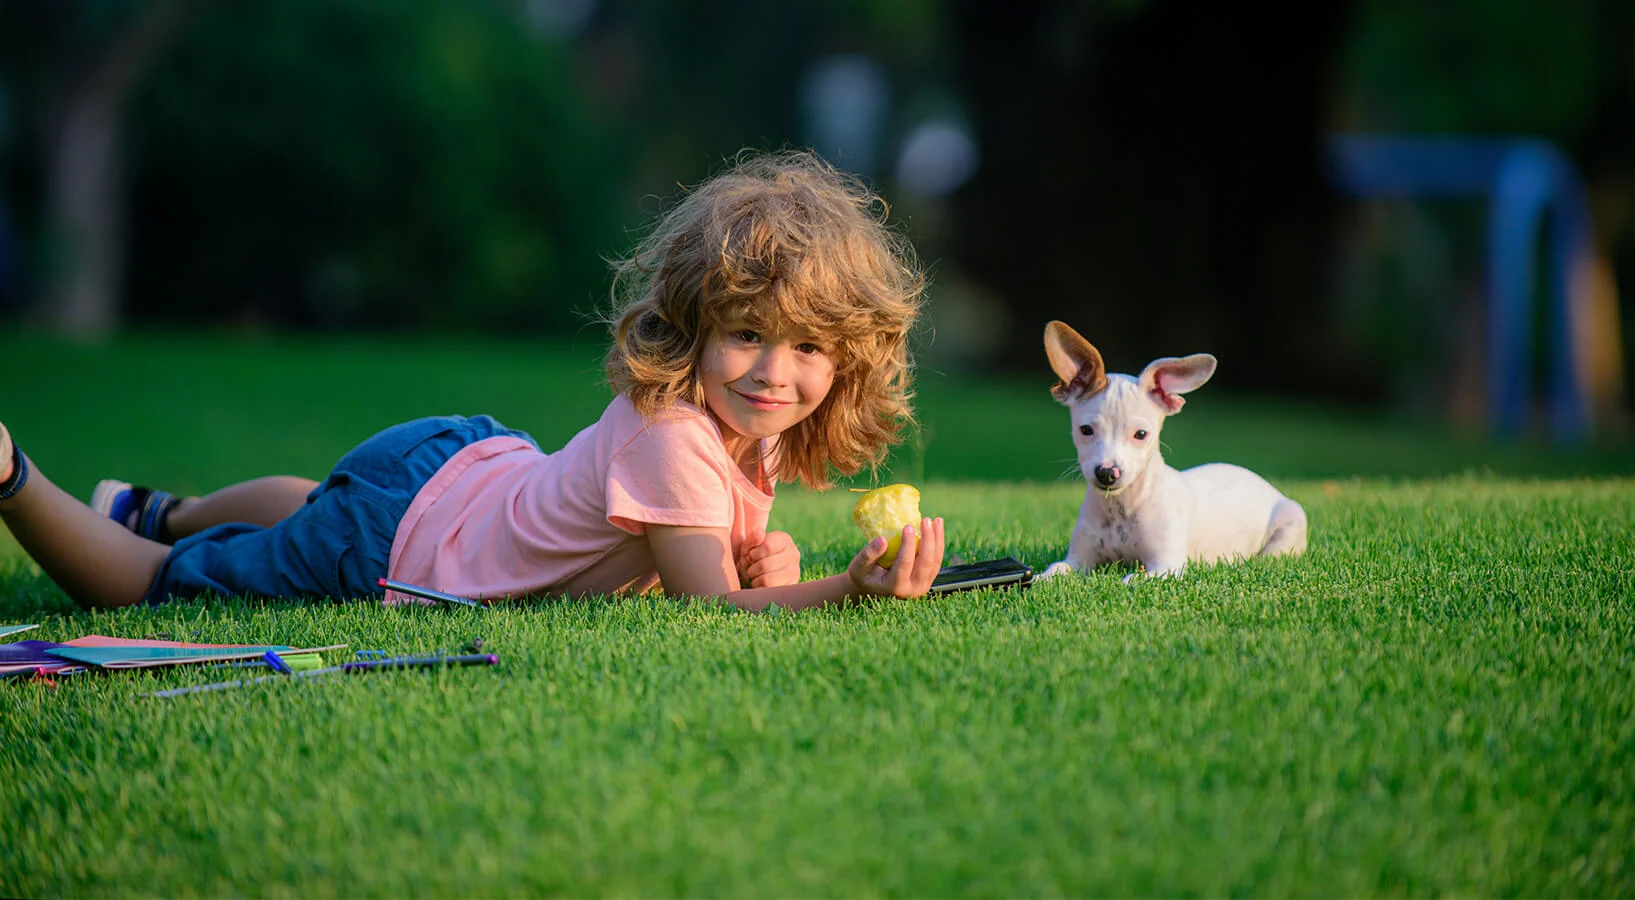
[[1037, 320, 1307, 581]]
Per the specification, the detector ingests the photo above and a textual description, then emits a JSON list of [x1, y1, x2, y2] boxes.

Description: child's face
[[698, 318, 836, 457]]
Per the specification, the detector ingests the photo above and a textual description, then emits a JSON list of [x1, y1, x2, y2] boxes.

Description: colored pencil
[[378, 577, 485, 609]]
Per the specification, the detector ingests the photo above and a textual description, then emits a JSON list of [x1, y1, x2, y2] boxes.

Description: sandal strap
[[0, 443, 27, 501], [135, 490, 179, 542]]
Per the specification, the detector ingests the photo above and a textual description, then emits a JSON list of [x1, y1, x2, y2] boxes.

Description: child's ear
[[1044, 321, 1107, 403], [1137, 354, 1216, 414]]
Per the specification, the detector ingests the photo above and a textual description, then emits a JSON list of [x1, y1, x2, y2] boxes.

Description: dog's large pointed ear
[[1137, 354, 1216, 414], [1044, 321, 1107, 403]]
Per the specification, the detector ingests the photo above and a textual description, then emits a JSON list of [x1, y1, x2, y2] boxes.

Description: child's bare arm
[[647, 518, 946, 612]]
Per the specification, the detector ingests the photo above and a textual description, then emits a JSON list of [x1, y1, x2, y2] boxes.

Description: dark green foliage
[[124, 0, 626, 332], [1342, 0, 1602, 138]]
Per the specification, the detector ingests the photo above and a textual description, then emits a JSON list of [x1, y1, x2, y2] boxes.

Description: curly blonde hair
[[603, 149, 926, 489]]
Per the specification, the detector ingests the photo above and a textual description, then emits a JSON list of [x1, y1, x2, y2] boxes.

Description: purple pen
[[378, 577, 486, 609]]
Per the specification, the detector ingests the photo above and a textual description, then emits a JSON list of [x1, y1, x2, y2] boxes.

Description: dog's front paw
[[1036, 561, 1078, 581], [1123, 564, 1184, 584]]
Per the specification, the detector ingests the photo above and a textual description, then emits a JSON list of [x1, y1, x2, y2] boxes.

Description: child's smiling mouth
[[734, 390, 792, 410]]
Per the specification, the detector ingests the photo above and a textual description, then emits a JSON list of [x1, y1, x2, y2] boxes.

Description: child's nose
[[751, 344, 794, 384]]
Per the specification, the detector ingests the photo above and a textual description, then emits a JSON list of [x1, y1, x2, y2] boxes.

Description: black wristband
[[0, 442, 28, 501]]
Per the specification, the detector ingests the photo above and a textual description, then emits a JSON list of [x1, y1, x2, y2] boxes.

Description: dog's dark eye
[[1079, 424, 1094, 436], [1133, 429, 1149, 440]]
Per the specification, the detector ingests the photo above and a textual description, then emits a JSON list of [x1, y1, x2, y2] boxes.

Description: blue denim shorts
[[144, 415, 537, 605]]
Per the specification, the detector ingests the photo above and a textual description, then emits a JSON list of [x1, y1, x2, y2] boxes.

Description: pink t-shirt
[[385, 395, 776, 603]]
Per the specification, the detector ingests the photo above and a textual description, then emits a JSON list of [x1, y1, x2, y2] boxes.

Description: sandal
[[90, 479, 180, 543]]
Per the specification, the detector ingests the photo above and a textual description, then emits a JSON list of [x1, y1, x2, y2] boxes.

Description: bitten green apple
[[851, 484, 922, 567]]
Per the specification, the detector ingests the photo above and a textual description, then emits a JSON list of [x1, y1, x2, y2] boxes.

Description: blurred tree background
[[1, 0, 1631, 426]]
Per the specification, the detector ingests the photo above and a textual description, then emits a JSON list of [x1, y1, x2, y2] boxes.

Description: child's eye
[[1079, 424, 1094, 436], [1133, 429, 1148, 440]]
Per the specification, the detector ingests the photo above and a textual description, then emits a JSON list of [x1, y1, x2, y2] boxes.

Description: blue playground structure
[[1328, 135, 1599, 442]]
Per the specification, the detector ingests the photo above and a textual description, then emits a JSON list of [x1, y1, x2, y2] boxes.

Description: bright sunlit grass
[[1, 333, 1631, 896]]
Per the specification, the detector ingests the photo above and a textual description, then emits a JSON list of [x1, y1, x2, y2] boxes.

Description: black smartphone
[[928, 556, 1035, 595]]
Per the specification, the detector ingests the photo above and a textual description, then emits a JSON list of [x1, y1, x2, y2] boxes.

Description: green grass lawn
[[1, 333, 1632, 897]]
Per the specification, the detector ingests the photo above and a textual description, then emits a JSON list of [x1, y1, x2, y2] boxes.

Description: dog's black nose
[[1093, 465, 1120, 486]]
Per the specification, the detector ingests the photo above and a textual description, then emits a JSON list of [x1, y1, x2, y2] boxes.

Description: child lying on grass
[[0, 150, 945, 611]]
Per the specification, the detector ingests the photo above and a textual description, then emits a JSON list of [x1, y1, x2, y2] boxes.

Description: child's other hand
[[847, 517, 945, 598], [738, 530, 802, 588]]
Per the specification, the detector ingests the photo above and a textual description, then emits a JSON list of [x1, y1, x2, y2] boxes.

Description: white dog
[[1037, 320, 1307, 581]]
